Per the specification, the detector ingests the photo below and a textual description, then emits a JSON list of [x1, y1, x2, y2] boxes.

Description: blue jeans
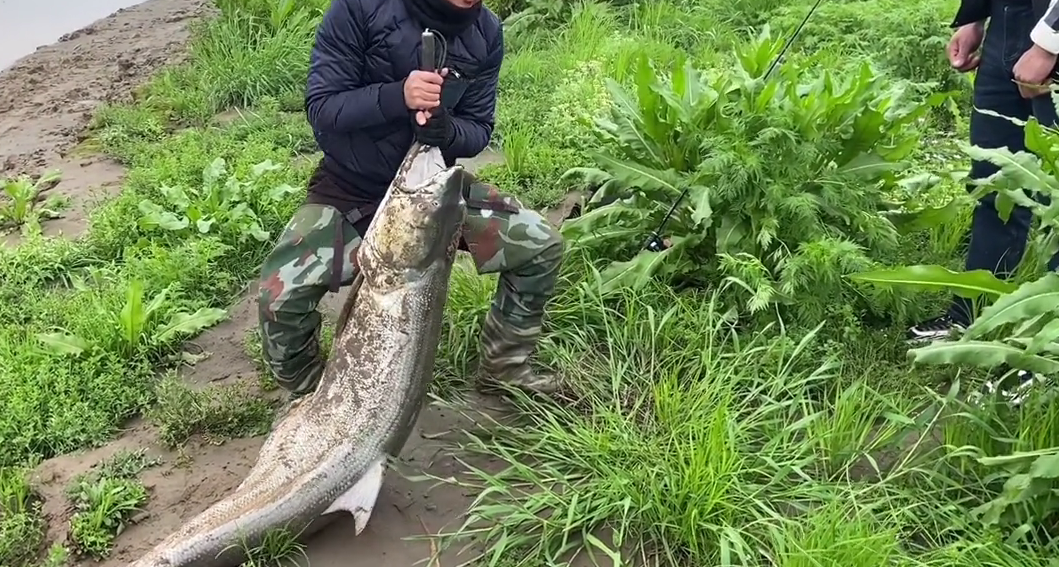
[[948, 0, 1059, 325]]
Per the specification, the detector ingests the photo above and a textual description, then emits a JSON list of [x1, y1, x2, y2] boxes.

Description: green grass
[[148, 374, 276, 448], [238, 527, 310, 567], [66, 449, 159, 558], [430, 265, 1059, 565], [2, 0, 1058, 564], [0, 467, 47, 567]]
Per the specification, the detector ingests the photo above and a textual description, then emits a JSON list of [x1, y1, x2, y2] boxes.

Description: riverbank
[[0, 1, 499, 564], [3, 0, 1057, 565], [0, 0, 208, 240], [0, 1, 568, 563]]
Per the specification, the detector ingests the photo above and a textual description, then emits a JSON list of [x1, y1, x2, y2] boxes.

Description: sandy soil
[[0, 1, 506, 565], [32, 286, 495, 567], [0, 0, 208, 239]]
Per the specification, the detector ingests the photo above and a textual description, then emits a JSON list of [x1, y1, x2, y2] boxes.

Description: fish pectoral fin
[[322, 457, 386, 535]]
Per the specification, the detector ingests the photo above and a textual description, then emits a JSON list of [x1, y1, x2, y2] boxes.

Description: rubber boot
[[476, 308, 559, 395], [270, 342, 325, 422]]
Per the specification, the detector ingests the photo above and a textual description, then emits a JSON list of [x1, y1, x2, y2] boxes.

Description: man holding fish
[[255, 0, 565, 399]]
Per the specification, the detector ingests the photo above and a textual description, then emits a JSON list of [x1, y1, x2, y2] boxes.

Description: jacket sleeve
[[1032, 0, 1059, 54], [949, 0, 989, 28], [305, 0, 409, 133], [443, 28, 503, 161]]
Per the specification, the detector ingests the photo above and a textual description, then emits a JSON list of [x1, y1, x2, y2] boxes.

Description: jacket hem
[[951, 0, 990, 28]]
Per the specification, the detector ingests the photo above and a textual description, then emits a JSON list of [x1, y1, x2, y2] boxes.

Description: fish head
[[358, 144, 468, 288]]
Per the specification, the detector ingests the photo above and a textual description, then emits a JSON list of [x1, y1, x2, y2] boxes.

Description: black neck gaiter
[[402, 0, 481, 41]]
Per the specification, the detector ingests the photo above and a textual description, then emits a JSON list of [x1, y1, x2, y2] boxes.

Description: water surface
[[0, 0, 147, 70]]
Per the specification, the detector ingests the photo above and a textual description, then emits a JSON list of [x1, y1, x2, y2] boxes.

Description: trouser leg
[[947, 1, 1053, 326], [257, 203, 362, 396], [460, 178, 565, 393]]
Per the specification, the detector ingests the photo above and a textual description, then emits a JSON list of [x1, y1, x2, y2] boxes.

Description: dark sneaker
[[906, 315, 964, 343], [973, 369, 1050, 407]]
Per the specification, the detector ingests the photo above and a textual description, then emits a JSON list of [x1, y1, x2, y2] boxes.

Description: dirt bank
[[0, 0, 208, 238]]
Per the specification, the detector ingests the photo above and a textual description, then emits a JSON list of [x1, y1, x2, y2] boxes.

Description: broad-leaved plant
[[852, 101, 1059, 538], [138, 157, 297, 244], [560, 26, 944, 323]]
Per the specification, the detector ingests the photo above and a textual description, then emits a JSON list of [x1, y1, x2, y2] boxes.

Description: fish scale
[[128, 143, 468, 567]]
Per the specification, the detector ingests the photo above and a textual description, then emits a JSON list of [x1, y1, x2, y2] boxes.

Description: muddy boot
[[265, 316, 326, 390], [262, 321, 323, 418], [475, 308, 559, 395], [269, 364, 322, 421]]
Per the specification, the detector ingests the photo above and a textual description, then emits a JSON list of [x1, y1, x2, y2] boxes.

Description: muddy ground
[[34, 287, 493, 567], [0, 1, 547, 565], [0, 0, 211, 239]]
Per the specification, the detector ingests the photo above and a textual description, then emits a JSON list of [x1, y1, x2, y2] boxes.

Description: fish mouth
[[396, 144, 451, 194], [424, 164, 465, 188], [400, 165, 466, 197]]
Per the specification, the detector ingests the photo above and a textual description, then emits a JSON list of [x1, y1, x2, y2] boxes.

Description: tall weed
[[562, 27, 945, 324], [428, 261, 1043, 565]]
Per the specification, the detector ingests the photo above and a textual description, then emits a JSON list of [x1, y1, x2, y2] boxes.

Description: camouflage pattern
[[258, 204, 363, 395], [461, 181, 565, 394], [257, 175, 565, 397]]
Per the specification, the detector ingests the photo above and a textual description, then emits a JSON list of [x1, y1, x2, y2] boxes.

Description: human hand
[[403, 68, 450, 110], [413, 105, 455, 149], [947, 22, 984, 72], [1014, 44, 1058, 98]]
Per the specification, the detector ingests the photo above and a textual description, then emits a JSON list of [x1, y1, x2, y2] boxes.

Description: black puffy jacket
[[304, 0, 503, 206], [951, 0, 1050, 27]]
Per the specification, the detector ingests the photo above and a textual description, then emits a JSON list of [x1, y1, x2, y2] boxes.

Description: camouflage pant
[[257, 174, 565, 395]]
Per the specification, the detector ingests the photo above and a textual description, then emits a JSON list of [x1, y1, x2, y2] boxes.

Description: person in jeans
[[907, 0, 1059, 400], [909, 0, 1059, 342], [256, 0, 565, 400]]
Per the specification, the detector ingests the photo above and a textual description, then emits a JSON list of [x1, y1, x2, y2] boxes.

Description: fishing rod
[[642, 0, 826, 253]]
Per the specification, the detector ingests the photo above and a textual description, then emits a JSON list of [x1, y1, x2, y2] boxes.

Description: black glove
[[413, 106, 456, 150]]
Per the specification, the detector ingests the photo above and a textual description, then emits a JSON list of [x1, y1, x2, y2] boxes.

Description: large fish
[[128, 142, 468, 567]]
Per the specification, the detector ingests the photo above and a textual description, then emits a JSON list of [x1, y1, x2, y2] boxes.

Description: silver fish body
[[128, 143, 468, 567]]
